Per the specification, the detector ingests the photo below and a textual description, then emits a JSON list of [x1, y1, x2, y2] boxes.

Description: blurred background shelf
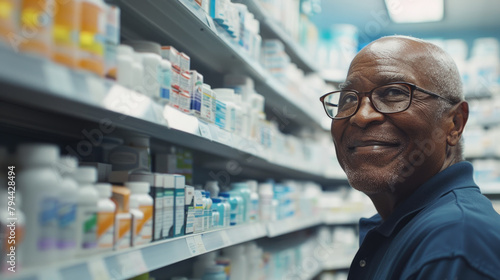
[[115, 0, 325, 132]]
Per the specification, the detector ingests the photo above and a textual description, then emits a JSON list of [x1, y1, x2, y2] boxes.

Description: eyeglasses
[[319, 82, 455, 119]]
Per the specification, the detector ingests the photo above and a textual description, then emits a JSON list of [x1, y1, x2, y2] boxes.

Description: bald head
[[351, 35, 464, 104]]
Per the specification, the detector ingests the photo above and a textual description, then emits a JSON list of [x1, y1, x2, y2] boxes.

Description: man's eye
[[340, 93, 357, 104], [379, 87, 410, 100]]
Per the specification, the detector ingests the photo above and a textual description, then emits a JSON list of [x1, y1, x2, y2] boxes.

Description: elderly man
[[320, 35, 500, 279]]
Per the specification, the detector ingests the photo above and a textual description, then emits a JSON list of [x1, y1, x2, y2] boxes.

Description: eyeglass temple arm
[[416, 86, 455, 103]]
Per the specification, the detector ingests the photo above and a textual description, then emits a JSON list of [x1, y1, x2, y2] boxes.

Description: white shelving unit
[[116, 0, 326, 131], [236, 0, 318, 74], [4, 223, 266, 280], [267, 216, 324, 238], [0, 47, 345, 184], [4, 215, 362, 280]]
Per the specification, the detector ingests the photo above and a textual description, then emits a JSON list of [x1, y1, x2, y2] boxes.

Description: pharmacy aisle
[[0, 0, 369, 279], [1, 0, 499, 280]]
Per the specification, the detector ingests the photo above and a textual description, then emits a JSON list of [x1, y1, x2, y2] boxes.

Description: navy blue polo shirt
[[348, 161, 500, 280]]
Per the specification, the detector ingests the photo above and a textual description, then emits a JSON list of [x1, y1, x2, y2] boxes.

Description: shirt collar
[[367, 161, 478, 237]]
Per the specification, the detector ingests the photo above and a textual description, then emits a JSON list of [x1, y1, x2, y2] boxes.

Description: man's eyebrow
[[339, 81, 351, 90]]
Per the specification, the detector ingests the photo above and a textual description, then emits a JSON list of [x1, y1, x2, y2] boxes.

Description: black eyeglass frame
[[319, 82, 455, 120]]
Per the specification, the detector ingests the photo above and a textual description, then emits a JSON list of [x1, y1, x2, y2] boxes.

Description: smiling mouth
[[348, 140, 400, 152]]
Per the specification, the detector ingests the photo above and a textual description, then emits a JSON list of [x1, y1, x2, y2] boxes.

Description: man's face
[[331, 39, 450, 195]]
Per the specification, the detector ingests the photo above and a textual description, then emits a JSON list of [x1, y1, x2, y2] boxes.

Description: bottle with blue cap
[[211, 198, 226, 228], [222, 191, 242, 226], [231, 182, 251, 223], [218, 192, 232, 227], [204, 191, 213, 231]]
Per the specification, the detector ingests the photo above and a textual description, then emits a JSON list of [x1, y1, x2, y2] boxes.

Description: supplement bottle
[[126, 181, 153, 244], [129, 197, 144, 246], [0, 0, 18, 47], [112, 186, 132, 250], [52, 0, 80, 67], [73, 166, 99, 255], [57, 156, 79, 258], [19, 0, 53, 57], [78, 0, 106, 76], [116, 44, 134, 89], [95, 182, 115, 251], [17, 143, 60, 266]]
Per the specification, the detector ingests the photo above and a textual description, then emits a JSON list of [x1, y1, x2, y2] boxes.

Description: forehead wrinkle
[[344, 67, 414, 90]]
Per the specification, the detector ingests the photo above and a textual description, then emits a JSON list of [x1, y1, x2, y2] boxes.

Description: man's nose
[[349, 97, 385, 128]]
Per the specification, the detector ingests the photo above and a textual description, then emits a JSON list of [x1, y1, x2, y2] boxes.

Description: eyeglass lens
[[323, 84, 412, 118]]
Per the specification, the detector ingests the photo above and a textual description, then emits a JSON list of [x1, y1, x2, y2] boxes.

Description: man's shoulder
[[398, 187, 500, 275], [398, 190, 500, 274], [417, 186, 500, 230]]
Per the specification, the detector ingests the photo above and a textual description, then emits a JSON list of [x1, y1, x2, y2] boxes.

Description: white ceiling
[[311, 0, 500, 44]]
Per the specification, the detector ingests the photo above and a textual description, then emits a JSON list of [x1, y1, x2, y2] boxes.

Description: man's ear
[[447, 101, 469, 146]]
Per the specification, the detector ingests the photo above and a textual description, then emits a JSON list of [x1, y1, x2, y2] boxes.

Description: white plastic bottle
[[211, 198, 226, 229], [139, 52, 162, 99], [17, 143, 60, 267], [246, 180, 260, 222], [223, 245, 248, 280], [129, 197, 144, 246], [116, 45, 134, 89], [218, 193, 231, 228], [56, 156, 79, 258], [231, 182, 251, 223], [95, 183, 115, 251], [194, 189, 205, 233], [132, 53, 145, 94], [114, 193, 132, 250], [74, 166, 99, 255], [126, 181, 153, 245], [211, 209, 220, 229], [205, 181, 219, 198], [203, 191, 212, 231], [258, 182, 274, 222], [219, 192, 237, 226]]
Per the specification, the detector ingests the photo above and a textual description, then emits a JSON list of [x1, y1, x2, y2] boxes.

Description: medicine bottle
[[17, 143, 60, 266], [57, 156, 79, 258], [126, 181, 154, 244], [95, 183, 115, 251], [74, 166, 99, 255]]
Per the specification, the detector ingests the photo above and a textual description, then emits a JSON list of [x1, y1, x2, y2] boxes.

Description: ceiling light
[[385, 0, 444, 23]]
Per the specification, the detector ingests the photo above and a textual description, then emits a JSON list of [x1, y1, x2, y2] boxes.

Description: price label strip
[[116, 250, 148, 278], [87, 258, 111, 280], [198, 121, 212, 140], [44, 62, 74, 98], [194, 235, 207, 253], [220, 230, 232, 246]]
